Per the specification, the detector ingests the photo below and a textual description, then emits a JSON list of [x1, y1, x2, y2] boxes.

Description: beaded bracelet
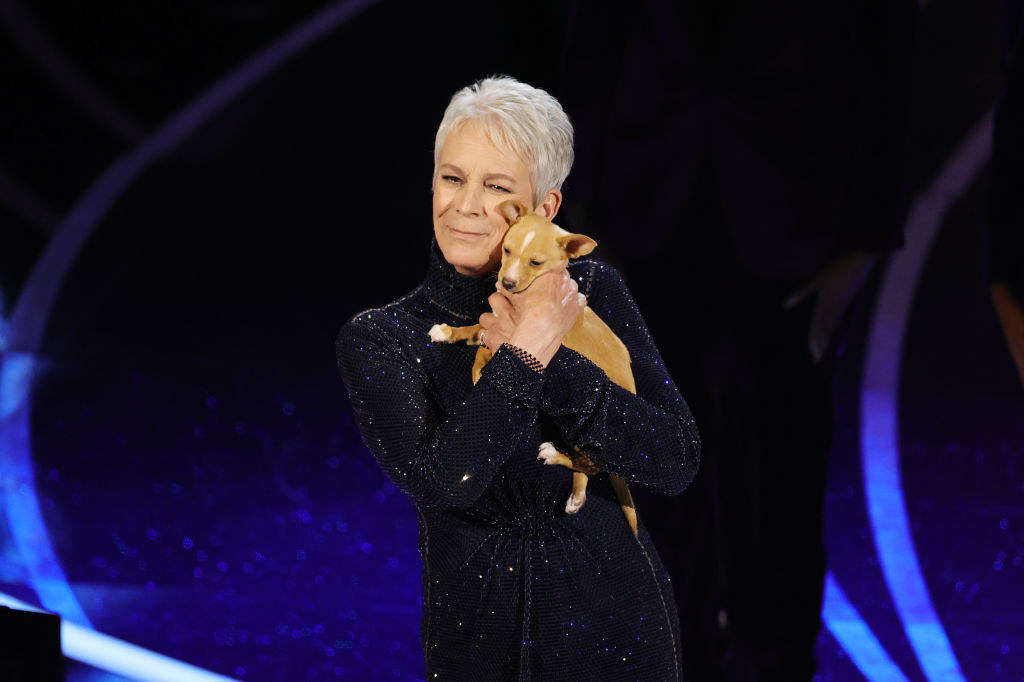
[[500, 342, 545, 374]]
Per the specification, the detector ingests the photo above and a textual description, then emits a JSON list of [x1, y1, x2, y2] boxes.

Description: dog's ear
[[557, 230, 597, 259], [497, 200, 529, 226]]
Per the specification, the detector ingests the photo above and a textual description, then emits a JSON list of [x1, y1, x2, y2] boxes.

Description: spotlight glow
[[0, 290, 7, 351], [0, 352, 91, 625], [0, 592, 236, 682], [0, 0, 379, 678], [822, 572, 909, 681]]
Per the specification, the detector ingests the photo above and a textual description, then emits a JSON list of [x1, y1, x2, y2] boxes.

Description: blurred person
[[559, 1, 916, 678], [989, 0, 1024, 387]]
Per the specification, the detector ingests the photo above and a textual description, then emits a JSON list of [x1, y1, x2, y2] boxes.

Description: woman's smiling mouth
[[450, 227, 489, 238]]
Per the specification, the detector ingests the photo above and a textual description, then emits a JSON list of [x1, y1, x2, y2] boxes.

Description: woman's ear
[[534, 189, 563, 220]]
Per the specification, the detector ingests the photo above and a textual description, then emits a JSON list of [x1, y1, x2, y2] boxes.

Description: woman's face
[[432, 121, 537, 276]]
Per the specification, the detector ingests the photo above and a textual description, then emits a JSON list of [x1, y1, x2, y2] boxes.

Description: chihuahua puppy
[[429, 200, 639, 536]]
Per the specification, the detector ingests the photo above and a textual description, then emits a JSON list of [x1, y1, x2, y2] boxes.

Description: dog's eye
[[529, 259, 543, 267], [503, 247, 511, 255]]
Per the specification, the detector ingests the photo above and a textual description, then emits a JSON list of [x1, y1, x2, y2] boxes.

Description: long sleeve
[[538, 263, 701, 495], [336, 312, 543, 509]]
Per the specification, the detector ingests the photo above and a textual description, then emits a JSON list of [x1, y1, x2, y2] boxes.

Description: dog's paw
[[565, 491, 586, 514], [428, 324, 452, 343], [537, 442, 562, 466]]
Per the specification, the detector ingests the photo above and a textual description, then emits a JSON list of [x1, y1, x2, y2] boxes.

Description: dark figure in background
[[989, 0, 1024, 388], [559, 1, 916, 678]]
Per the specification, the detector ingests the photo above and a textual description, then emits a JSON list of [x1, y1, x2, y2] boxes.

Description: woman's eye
[[530, 260, 543, 267], [442, 175, 462, 184], [488, 184, 510, 193]]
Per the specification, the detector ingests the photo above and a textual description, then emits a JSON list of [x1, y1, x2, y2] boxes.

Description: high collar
[[422, 238, 498, 320]]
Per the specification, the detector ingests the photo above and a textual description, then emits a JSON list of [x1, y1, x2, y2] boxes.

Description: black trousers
[[625, 173, 836, 681]]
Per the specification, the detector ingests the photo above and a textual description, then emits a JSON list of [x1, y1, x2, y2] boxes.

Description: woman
[[336, 76, 700, 680]]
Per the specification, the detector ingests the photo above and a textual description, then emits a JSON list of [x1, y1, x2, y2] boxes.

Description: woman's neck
[[422, 238, 498, 320]]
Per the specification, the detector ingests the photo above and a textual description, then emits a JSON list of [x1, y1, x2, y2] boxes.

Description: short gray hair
[[433, 75, 574, 207]]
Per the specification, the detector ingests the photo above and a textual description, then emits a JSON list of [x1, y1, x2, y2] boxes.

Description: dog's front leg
[[429, 323, 483, 344]]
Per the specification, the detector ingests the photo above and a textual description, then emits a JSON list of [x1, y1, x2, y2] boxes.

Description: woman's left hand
[[504, 268, 586, 366]]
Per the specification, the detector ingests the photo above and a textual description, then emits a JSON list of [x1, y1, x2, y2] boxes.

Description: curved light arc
[[860, 109, 994, 681], [0, 591, 236, 682], [0, 0, 377, 670], [822, 571, 910, 681]]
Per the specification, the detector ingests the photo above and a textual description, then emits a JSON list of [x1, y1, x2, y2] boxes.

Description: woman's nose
[[455, 185, 484, 216]]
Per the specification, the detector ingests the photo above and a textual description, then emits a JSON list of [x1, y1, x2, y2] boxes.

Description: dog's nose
[[502, 278, 516, 291]]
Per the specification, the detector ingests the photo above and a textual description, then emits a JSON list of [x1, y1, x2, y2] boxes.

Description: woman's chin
[[452, 261, 492, 276], [452, 256, 496, 276], [440, 245, 495, 276]]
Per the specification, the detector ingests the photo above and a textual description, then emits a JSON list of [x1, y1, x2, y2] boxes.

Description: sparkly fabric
[[500, 343, 545, 374], [335, 239, 701, 680]]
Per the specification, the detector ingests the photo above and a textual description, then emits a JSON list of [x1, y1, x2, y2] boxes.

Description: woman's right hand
[[503, 267, 586, 367], [478, 291, 518, 351]]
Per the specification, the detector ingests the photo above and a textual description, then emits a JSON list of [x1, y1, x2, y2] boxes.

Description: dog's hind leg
[[608, 475, 638, 537], [538, 442, 593, 515], [537, 441, 573, 468], [565, 471, 588, 514]]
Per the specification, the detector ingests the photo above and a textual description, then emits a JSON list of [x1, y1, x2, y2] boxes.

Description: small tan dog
[[429, 200, 639, 536]]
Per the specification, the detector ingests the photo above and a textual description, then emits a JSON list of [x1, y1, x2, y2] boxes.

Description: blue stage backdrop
[[1, 1, 1022, 681]]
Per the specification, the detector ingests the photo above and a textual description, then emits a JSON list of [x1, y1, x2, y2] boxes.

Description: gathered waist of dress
[[419, 504, 574, 539]]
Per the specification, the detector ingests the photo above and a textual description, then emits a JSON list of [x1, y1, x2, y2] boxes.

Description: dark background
[[1, 1, 1021, 680]]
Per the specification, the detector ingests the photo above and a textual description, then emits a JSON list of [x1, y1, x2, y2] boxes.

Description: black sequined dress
[[336, 240, 701, 680]]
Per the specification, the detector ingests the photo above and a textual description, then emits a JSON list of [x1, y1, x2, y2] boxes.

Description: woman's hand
[[990, 282, 1024, 388], [784, 249, 878, 363], [478, 291, 517, 350], [500, 268, 586, 367]]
